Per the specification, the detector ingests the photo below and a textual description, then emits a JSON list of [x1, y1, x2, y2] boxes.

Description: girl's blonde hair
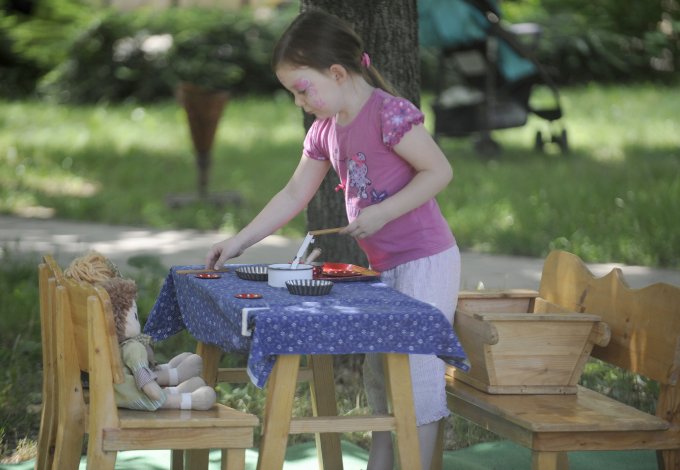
[[272, 9, 398, 96]]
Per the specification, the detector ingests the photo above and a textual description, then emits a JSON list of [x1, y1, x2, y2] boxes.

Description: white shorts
[[363, 245, 461, 426]]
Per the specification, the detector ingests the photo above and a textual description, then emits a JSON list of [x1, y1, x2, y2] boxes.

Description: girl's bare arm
[[343, 123, 452, 238], [206, 156, 330, 269]]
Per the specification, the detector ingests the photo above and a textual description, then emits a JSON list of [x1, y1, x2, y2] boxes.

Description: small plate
[[234, 293, 263, 299], [286, 279, 333, 296], [235, 265, 268, 281], [323, 269, 361, 278], [317, 262, 380, 282], [195, 273, 221, 279]]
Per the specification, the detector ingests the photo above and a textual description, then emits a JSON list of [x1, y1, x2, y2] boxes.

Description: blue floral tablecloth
[[144, 265, 468, 388]]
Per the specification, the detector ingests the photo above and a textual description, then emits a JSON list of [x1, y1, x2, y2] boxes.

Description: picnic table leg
[[197, 341, 222, 387], [257, 354, 300, 470], [384, 353, 422, 470], [182, 342, 223, 470], [308, 354, 344, 470]]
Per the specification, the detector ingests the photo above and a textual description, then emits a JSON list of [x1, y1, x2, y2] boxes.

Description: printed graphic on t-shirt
[[348, 152, 371, 199], [370, 189, 388, 203], [347, 151, 390, 205]]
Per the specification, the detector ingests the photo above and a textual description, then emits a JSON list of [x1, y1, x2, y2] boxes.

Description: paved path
[[2, 215, 678, 290]]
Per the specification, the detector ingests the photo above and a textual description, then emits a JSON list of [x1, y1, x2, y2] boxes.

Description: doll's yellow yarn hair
[[64, 250, 121, 283], [101, 277, 137, 342]]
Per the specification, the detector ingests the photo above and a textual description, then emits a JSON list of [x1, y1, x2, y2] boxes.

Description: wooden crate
[[450, 290, 611, 394]]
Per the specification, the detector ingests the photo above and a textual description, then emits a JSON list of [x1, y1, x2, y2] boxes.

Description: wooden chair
[[50, 255, 258, 470], [35, 256, 64, 470], [437, 250, 680, 470]]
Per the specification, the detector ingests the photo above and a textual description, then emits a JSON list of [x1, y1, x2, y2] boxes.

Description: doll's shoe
[[190, 386, 217, 411]]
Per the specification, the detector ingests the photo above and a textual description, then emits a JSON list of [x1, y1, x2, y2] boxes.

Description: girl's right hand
[[205, 238, 244, 270]]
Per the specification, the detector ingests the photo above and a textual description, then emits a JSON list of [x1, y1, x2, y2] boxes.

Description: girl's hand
[[205, 238, 245, 270], [343, 205, 388, 239]]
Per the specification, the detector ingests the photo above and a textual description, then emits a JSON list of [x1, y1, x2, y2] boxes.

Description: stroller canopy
[[419, 0, 537, 84]]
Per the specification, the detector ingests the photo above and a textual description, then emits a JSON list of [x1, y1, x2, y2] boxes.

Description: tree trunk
[[299, 0, 420, 266]]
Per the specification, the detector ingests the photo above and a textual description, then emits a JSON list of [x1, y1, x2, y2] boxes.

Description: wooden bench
[[440, 250, 680, 470]]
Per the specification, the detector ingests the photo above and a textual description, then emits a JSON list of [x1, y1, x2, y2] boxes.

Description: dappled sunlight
[[29, 173, 99, 197], [218, 122, 303, 151]]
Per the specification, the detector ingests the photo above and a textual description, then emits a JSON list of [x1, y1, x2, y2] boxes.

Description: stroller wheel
[[534, 130, 545, 152], [474, 135, 502, 157], [557, 129, 569, 154]]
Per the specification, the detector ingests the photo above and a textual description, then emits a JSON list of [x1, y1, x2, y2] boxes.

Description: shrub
[[38, 6, 291, 103], [0, 0, 92, 98], [504, 0, 680, 84]]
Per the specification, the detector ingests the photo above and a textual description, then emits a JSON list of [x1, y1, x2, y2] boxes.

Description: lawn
[[0, 82, 678, 461], [1, 83, 678, 268]]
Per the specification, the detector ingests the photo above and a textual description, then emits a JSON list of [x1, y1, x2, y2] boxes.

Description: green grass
[[1, 83, 679, 267]]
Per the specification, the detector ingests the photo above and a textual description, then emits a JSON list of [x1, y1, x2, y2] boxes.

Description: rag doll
[[102, 276, 216, 411], [64, 250, 215, 410]]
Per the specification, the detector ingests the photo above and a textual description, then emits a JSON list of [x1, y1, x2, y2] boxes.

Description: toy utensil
[[308, 227, 345, 236], [304, 248, 322, 264], [290, 232, 315, 269], [177, 268, 229, 275]]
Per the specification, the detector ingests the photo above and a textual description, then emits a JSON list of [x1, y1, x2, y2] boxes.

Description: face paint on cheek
[[306, 85, 326, 109], [293, 78, 311, 92]]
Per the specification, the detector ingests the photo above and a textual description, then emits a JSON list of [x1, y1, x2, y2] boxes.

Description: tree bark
[[299, 0, 420, 266]]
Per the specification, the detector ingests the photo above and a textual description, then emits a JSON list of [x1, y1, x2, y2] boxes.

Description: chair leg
[[221, 448, 246, 470], [52, 422, 84, 470], [185, 449, 210, 468], [171, 449, 184, 470], [85, 446, 117, 470], [35, 403, 57, 470], [531, 450, 568, 470]]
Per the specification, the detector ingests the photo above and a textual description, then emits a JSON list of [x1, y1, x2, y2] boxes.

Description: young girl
[[205, 10, 461, 469]]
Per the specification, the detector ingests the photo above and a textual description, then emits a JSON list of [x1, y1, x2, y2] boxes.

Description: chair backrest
[[41, 255, 65, 373], [39, 259, 59, 381], [57, 275, 125, 384], [538, 250, 680, 387], [36, 257, 62, 469]]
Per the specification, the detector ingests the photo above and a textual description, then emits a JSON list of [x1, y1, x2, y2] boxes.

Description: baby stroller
[[419, 0, 568, 156]]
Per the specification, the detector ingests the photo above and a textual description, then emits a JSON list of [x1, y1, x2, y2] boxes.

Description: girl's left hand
[[342, 205, 388, 239]]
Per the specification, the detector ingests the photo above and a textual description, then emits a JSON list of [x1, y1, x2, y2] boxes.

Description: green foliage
[[539, 0, 667, 38], [0, 247, 42, 458], [0, 0, 94, 98], [581, 359, 658, 414], [167, 8, 287, 94], [504, 0, 680, 83], [37, 6, 292, 103], [39, 10, 178, 103]]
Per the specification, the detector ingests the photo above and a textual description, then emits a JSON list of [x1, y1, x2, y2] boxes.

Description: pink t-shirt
[[303, 88, 456, 272]]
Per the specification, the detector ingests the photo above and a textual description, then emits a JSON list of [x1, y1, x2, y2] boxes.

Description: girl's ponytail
[[360, 52, 399, 96]]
